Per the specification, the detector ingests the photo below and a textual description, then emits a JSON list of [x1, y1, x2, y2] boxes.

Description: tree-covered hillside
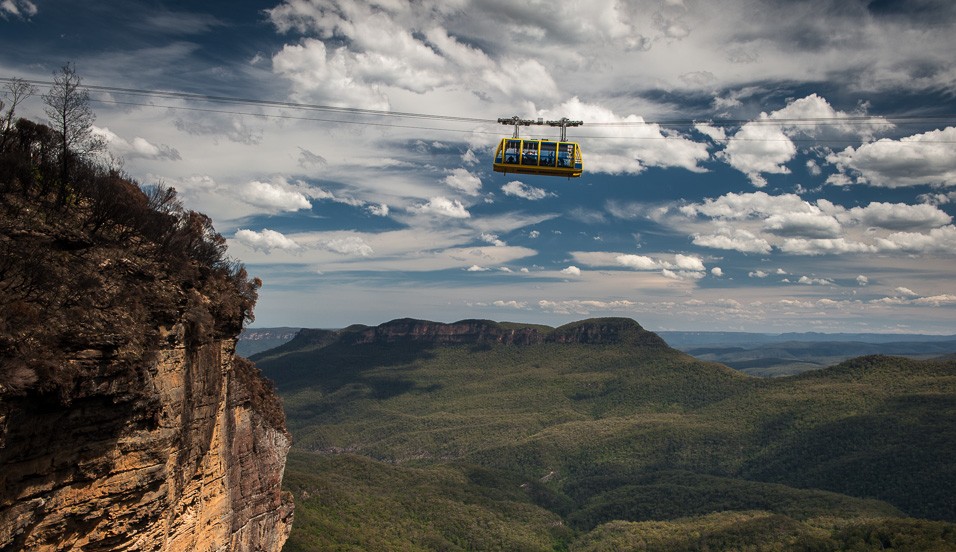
[[255, 318, 956, 551]]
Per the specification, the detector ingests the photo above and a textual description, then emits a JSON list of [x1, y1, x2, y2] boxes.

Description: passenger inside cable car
[[493, 138, 582, 178]]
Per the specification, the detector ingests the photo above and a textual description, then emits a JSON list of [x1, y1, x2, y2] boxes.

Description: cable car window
[[540, 142, 557, 167], [521, 141, 539, 165], [504, 140, 520, 164], [557, 143, 574, 168]]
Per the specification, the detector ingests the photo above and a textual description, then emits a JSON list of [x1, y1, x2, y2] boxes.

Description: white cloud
[[778, 238, 877, 256], [797, 275, 834, 286], [694, 123, 726, 143], [876, 225, 956, 254], [480, 233, 506, 247], [692, 227, 772, 254], [443, 168, 482, 196], [560, 266, 582, 276], [616, 254, 659, 270], [93, 126, 181, 161], [233, 228, 301, 253], [827, 127, 956, 188], [412, 197, 471, 218], [493, 300, 528, 309], [538, 299, 635, 315], [324, 236, 374, 256], [240, 180, 312, 212], [676, 192, 956, 256], [680, 191, 809, 220], [719, 94, 892, 186], [841, 202, 951, 231], [711, 267, 724, 277], [856, 275, 869, 286], [538, 97, 710, 174], [764, 212, 842, 238], [749, 270, 769, 278], [501, 180, 550, 200], [719, 120, 795, 187], [467, 265, 490, 272], [0, 0, 36, 18], [669, 253, 705, 272], [367, 203, 390, 217]]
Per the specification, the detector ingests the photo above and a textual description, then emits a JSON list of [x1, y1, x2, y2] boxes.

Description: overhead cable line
[[5, 77, 955, 134]]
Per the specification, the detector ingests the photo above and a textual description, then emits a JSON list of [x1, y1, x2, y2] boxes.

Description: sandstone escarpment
[[278, 317, 672, 349], [0, 335, 292, 552], [0, 131, 292, 552]]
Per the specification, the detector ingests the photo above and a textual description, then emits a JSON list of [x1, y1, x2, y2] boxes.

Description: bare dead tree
[[0, 78, 37, 153], [41, 63, 105, 204]]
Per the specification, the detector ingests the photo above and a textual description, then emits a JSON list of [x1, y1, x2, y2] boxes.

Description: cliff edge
[[0, 121, 292, 551]]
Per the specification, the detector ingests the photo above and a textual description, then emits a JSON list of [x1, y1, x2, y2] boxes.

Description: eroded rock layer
[[0, 331, 292, 552]]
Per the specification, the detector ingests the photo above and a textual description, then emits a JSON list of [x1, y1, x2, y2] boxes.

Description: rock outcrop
[[0, 136, 293, 551], [0, 335, 293, 551]]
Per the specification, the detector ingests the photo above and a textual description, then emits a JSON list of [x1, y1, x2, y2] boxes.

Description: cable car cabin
[[493, 138, 583, 178]]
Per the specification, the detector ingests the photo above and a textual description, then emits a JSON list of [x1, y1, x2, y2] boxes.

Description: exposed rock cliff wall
[[0, 325, 292, 552], [0, 152, 292, 551]]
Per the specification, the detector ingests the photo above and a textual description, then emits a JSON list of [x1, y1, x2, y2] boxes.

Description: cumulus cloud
[[827, 127, 956, 187], [711, 267, 724, 277], [538, 299, 634, 315], [797, 275, 835, 286], [719, 120, 795, 187], [467, 265, 490, 272], [560, 266, 582, 276], [0, 0, 37, 18], [841, 202, 951, 230], [538, 97, 710, 174], [616, 254, 659, 270], [443, 168, 482, 196], [875, 225, 956, 254], [719, 94, 892, 186], [692, 227, 772, 254], [93, 126, 181, 161], [676, 191, 954, 256], [233, 228, 301, 252], [268, 2, 559, 107], [480, 233, 506, 247], [501, 180, 549, 200], [240, 180, 312, 212], [323, 236, 373, 256], [493, 300, 527, 309], [412, 197, 471, 218], [778, 238, 877, 256], [367, 203, 390, 217]]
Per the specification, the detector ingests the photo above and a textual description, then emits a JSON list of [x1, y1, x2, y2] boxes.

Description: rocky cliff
[[0, 135, 292, 552]]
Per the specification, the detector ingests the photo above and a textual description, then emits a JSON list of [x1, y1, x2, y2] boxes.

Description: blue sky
[[3, 0, 956, 333]]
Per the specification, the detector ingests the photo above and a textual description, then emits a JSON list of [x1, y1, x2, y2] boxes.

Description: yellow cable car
[[493, 138, 583, 178], [492, 116, 584, 178]]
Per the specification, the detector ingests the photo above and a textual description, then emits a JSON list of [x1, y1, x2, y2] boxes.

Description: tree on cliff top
[[42, 62, 105, 204]]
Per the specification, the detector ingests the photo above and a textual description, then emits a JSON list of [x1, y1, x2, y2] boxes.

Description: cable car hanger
[[492, 116, 584, 178]]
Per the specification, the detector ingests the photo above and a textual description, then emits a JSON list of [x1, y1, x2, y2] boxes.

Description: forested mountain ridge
[[256, 318, 956, 550]]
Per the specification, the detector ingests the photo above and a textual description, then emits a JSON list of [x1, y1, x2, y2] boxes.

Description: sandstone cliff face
[[0, 155, 292, 550], [0, 329, 293, 552]]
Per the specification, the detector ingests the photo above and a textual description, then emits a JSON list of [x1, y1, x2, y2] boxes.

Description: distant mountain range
[[252, 317, 956, 550], [241, 324, 956, 376]]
